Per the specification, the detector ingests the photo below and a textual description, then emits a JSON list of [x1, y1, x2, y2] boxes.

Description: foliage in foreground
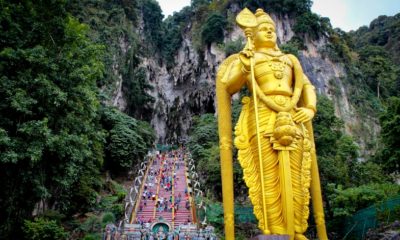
[[101, 106, 155, 174], [23, 218, 68, 240]]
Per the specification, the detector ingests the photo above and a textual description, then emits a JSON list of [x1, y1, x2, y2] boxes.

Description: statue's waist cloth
[[233, 95, 312, 235]]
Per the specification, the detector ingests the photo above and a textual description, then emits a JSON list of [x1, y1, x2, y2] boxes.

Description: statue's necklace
[[259, 53, 286, 79]]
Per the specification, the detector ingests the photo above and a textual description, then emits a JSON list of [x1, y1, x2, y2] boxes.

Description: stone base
[[251, 235, 290, 240]]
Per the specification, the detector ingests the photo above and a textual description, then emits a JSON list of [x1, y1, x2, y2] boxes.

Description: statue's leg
[[290, 140, 308, 233], [292, 136, 314, 240], [250, 137, 285, 234]]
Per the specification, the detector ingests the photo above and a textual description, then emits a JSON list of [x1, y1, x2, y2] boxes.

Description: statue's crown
[[255, 8, 275, 27]]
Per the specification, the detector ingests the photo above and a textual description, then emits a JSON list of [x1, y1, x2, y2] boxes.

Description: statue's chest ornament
[[268, 58, 285, 79]]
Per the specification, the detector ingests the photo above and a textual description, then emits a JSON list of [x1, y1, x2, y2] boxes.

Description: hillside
[[351, 13, 400, 65]]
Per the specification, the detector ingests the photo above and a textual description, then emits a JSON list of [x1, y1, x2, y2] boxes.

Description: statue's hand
[[239, 48, 253, 71], [293, 107, 315, 123]]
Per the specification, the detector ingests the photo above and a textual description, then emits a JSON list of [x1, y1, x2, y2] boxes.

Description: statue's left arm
[[286, 54, 316, 123], [297, 73, 329, 239], [301, 75, 317, 113]]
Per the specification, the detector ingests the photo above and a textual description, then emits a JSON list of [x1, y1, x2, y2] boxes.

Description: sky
[[157, 0, 400, 32], [311, 0, 400, 31]]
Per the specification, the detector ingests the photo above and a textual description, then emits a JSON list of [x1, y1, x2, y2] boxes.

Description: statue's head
[[254, 9, 278, 49]]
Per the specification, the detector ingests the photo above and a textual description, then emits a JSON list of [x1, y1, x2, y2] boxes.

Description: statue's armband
[[217, 54, 247, 95]]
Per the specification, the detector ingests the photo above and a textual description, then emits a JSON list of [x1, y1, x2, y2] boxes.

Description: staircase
[[133, 151, 193, 228]]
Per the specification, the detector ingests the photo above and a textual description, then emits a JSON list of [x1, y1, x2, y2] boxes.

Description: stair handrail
[[120, 151, 154, 228], [185, 152, 208, 227]]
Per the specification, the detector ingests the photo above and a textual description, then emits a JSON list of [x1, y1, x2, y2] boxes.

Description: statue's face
[[254, 23, 277, 48]]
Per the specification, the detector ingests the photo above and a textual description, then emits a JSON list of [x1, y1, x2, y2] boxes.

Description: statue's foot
[[295, 233, 308, 240]]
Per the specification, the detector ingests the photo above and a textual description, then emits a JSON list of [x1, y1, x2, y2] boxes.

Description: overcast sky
[[157, 0, 400, 32]]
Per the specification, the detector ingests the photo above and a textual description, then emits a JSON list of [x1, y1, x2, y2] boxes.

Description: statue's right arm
[[217, 55, 248, 95]]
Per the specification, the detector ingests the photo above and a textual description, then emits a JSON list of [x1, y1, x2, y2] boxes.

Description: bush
[[111, 204, 125, 220], [79, 215, 101, 234], [23, 218, 68, 240], [280, 38, 302, 57], [83, 233, 102, 240], [41, 210, 66, 224], [99, 196, 119, 210], [328, 183, 400, 218], [102, 212, 116, 226]]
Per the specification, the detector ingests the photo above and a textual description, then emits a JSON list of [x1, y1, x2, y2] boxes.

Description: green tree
[[313, 96, 395, 237], [313, 96, 367, 187], [236, 0, 312, 16], [124, 67, 155, 120], [376, 97, 400, 174], [0, 1, 105, 237], [191, 0, 211, 9], [313, 95, 344, 157], [161, 10, 188, 68], [188, 114, 223, 198], [293, 12, 331, 39], [101, 106, 155, 174], [358, 46, 399, 98], [201, 12, 227, 45], [142, 0, 164, 50], [188, 110, 246, 200], [23, 218, 68, 240], [350, 13, 400, 65]]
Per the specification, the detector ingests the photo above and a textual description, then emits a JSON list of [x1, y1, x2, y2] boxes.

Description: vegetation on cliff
[[351, 13, 400, 65], [67, 0, 155, 121]]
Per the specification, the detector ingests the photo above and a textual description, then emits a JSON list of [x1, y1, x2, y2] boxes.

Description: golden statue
[[216, 8, 328, 240]]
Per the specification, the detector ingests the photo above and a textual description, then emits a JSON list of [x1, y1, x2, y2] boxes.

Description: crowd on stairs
[[104, 148, 216, 240]]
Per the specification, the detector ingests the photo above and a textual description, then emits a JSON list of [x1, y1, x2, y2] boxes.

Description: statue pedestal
[[251, 235, 290, 240]]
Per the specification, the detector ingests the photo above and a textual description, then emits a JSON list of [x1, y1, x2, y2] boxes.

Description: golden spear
[[236, 8, 269, 234]]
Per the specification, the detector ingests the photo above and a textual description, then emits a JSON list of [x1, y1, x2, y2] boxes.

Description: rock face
[[142, 33, 222, 143], [124, 10, 378, 154]]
